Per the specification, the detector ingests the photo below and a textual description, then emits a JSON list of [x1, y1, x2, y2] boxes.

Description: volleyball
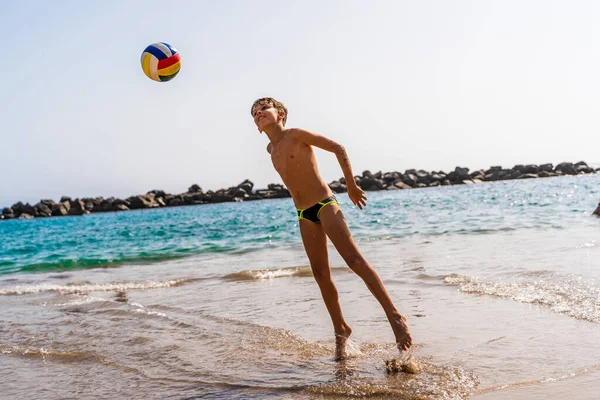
[[140, 42, 181, 82]]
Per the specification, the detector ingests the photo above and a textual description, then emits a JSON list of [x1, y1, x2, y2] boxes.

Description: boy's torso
[[270, 130, 333, 209]]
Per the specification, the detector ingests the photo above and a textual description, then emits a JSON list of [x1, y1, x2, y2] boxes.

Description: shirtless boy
[[250, 97, 412, 359]]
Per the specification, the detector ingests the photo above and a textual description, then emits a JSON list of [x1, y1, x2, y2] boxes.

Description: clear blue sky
[[1, 0, 599, 206]]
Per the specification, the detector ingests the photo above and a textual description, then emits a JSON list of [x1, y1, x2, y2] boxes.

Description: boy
[[251, 97, 412, 360]]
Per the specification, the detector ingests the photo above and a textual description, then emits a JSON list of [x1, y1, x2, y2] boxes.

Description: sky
[[1, 0, 599, 206]]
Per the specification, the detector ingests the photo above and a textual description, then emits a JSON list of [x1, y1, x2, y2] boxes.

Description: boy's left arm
[[294, 129, 367, 209]]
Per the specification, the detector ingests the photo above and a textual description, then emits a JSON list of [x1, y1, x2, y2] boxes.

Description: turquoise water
[[1, 175, 598, 276]]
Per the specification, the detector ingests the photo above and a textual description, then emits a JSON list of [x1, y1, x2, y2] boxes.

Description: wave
[[223, 266, 350, 281], [444, 273, 600, 323], [0, 278, 198, 296], [0, 344, 105, 363]]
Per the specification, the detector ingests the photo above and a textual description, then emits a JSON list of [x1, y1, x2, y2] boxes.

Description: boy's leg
[[319, 204, 412, 352], [299, 219, 352, 358]]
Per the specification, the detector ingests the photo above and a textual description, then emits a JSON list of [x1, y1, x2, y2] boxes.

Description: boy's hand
[[348, 183, 367, 210]]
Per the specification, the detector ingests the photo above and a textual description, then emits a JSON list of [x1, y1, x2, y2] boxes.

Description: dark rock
[[469, 170, 485, 179], [401, 174, 417, 187], [12, 202, 36, 217], [238, 179, 254, 194], [10, 202, 24, 214], [245, 194, 263, 201], [512, 165, 525, 172], [114, 204, 130, 212], [19, 213, 35, 219], [188, 184, 202, 193], [51, 203, 69, 216], [168, 198, 182, 207], [329, 181, 347, 193], [113, 198, 131, 207], [393, 180, 411, 190], [100, 198, 115, 212], [210, 194, 233, 203], [507, 171, 523, 180], [485, 166, 503, 175], [404, 169, 417, 176], [373, 171, 382, 180], [148, 190, 166, 199], [538, 171, 556, 178], [86, 198, 103, 212], [523, 165, 539, 174], [60, 196, 72, 203], [362, 170, 374, 179], [267, 183, 285, 191], [40, 199, 56, 208], [539, 163, 553, 172], [182, 194, 194, 205], [68, 199, 87, 215], [359, 177, 384, 191], [416, 170, 431, 185], [228, 187, 247, 198], [483, 173, 499, 182], [496, 169, 511, 179], [416, 183, 427, 188], [429, 181, 441, 187], [574, 161, 592, 174], [255, 188, 290, 199], [2, 207, 13, 216], [441, 179, 451, 186], [127, 195, 159, 209], [454, 167, 470, 182], [430, 173, 443, 182], [518, 173, 538, 179], [555, 162, 577, 175], [382, 172, 399, 183], [34, 202, 52, 217]]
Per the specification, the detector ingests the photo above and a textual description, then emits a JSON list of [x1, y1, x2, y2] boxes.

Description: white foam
[[0, 279, 187, 296], [445, 274, 600, 323]]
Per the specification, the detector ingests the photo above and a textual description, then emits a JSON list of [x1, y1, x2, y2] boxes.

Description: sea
[[1, 174, 599, 399]]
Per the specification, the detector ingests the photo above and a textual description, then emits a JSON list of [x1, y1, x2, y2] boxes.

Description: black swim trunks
[[296, 196, 339, 224]]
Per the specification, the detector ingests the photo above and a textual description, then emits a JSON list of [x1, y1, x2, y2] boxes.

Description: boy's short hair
[[251, 97, 288, 126]]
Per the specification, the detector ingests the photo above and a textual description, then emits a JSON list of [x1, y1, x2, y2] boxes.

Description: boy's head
[[251, 97, 288, 131]]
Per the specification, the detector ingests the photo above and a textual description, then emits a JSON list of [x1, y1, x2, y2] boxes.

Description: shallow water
[[1, 175, 599, 399]]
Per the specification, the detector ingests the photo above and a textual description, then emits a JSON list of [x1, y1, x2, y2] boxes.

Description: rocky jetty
[[1, 162, 598, 220]]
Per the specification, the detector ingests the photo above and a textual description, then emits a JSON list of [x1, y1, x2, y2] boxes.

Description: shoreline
[[2, 161, 598, 221]]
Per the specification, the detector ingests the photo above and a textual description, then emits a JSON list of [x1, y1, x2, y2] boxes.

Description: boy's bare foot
[[334, 325, 353, 361], [390, 312, 412, 352]]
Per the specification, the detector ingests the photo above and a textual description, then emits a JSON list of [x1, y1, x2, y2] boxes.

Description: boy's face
[[251, 101, 282, 132]]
